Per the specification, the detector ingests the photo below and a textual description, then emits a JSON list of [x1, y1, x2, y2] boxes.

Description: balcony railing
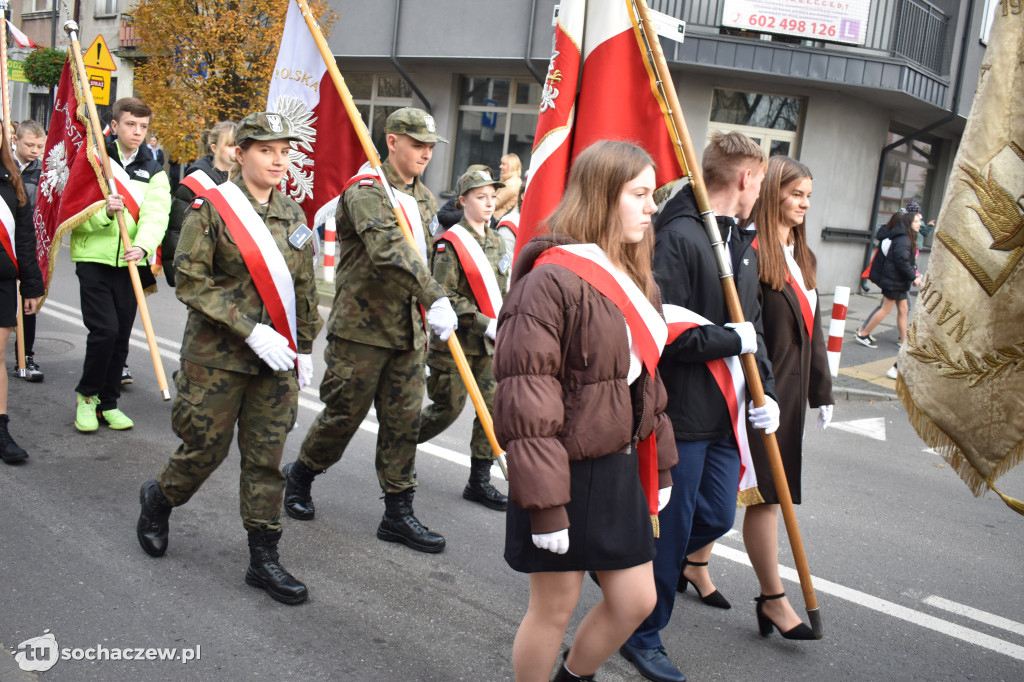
[[648, 0, 952, 76], [120, 14, 140, 49]]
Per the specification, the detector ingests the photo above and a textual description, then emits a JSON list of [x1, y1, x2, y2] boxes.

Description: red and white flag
[[516, 0, 686, 256], [7, 20, 37, 48], [33, 58, 106, 294], [267, 0, 366, 228]]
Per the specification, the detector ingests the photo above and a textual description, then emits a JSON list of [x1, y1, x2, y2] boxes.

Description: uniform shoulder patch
[[436, 242, 446, 252], [358, 179, 375, 186], [191, 197, 205, 209]]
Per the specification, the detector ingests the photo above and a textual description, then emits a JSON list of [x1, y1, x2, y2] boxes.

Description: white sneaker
[[886, 365, 898, 380]]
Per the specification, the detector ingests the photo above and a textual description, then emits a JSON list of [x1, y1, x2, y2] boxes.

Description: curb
[[834, 386, 898, 402], [0, 644, 38, 682]]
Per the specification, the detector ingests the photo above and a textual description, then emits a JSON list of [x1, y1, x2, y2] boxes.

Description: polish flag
[[7, 20, 37, 49], [516, 0, 686, 256], [267, 0, 366, 228]]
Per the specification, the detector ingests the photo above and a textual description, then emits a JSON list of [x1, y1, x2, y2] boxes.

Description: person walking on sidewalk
[[136, 113, 322, 604]]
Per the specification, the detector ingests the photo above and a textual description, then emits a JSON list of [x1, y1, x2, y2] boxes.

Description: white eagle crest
[[39, 141, 70, 203], [272, 95, 317, 204]]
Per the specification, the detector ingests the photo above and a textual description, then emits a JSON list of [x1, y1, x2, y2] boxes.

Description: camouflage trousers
[[298, 336, 425, 493], [418, 353, 496, 462], [158, 359, 298, 531]]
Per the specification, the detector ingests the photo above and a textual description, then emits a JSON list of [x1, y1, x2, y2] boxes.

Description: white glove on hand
[[817, 404, 834, 431], [658, 487, 672, 512], [484, 318, 497, 341], [725, 321, 757, 354], [427, 297, 458, 341], [297, 354, 313, 390], [532, 528, 569, 554], [748, 396, 781, 434], [245, 323, 297, 372]]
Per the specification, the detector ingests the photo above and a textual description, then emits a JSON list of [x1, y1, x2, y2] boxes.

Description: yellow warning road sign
[[87, 68, 111, 106], [84, 35, 116, 71]]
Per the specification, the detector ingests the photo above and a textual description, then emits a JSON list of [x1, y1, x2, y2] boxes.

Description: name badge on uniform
[[288, 224, 314, 250], [498, 253, 512, 275], [428, 215, 440, 237]]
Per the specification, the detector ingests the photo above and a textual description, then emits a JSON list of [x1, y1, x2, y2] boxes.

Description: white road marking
[[712, 543, 1024, 662], [923, 596, 1024, 637], [830, 417, 887, 441]]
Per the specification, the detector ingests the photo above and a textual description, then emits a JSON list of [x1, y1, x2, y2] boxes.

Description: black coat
[[874, 220, 917, 294], [653, 184, 775, 441], [0, 168, 44, 298], [20, 158, 42, 213], [163, 156, 228, 286]]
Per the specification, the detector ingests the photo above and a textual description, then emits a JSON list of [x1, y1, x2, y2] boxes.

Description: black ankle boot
[[137, 480, 172, 557], [245, 528, 308, 605], [552, 653, 596, 681], [377, 489, 446, 553], [463, 458, 507, 510], [282, 460, 321, 520], [0, 414, 28, 464]]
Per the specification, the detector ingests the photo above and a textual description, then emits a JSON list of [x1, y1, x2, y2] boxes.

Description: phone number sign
[[722, 0, 872, 45]]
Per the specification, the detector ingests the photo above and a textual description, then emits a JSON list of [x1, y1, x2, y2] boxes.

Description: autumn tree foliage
[[131, 0, 335, 163]]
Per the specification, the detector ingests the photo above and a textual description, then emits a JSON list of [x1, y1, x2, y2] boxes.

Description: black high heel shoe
[[754, 593, 815, 640], [677, 559, 731, 609]]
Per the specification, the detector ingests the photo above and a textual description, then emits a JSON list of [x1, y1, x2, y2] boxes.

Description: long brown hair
[[546, 140, 656, 302], [748, 156, 816, 291], [1, 127, 28, 206]]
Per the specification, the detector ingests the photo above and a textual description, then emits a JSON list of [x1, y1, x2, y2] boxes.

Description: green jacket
[[70, 141, 171, 265], [428, 218, 509, 365], [174, 176, 323, 374], [327, 160, 446, 350]]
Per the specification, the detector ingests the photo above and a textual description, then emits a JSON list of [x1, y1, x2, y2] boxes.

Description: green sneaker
[[75, 393, 99, 432], [98, 408, 134, 430]]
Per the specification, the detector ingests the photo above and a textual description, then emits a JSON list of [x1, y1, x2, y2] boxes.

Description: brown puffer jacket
[[493, 234, 677, 533]]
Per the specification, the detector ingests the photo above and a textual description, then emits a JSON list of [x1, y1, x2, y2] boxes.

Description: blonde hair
[[702, 130, 766, 191], [546, 140, 656, 303], [202, 120, 236, 156], [749, 156, 817, 291], [500, 153, 522, 178]]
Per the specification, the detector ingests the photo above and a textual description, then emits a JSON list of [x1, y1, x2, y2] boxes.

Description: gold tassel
[[737, 486, 765, 508], [651, 514, 660, 538]]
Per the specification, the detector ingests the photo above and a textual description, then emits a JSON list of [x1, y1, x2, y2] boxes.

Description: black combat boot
[[245, 528, 308, 605], [377, 489, 446, 553], [463, 458, 508, 510], [282, 460, 322, 520], [137, 480, 172, 557], [0, 415, 28, 464]]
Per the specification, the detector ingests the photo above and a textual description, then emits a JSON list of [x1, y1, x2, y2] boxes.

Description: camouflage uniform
[[419, 216, 510, 462], [156, 175, 322, 531], [298, 158, 446, 493]]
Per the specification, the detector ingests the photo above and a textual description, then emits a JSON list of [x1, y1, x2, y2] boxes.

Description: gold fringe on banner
[[737, 487, 765, 508], [651, 514, 660, 538]]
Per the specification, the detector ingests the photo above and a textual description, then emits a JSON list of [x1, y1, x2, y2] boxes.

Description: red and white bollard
[[827, 285, 849, 377], [322, 216, 337, 284]]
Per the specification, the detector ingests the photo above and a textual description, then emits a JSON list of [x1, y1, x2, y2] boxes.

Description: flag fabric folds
[[33, 58, 106, 296], [897, 8, 1024, 514], [267, 0, 366, 229], [516, 0, 686, 256], [6, 20, 37, 48]]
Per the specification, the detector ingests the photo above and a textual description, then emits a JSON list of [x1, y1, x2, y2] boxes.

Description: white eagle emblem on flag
[[272, 95, 317, 204], [39, 141, 70, 202]]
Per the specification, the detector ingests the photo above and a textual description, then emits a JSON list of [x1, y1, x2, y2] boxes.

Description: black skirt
[[504, 450, 656, 573]]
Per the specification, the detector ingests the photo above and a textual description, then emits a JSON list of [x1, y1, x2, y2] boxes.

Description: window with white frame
[[451, 76, 540, 190], [95, 0, 118, 17], [707, 88, 804, 159], [347, 74, 413, 160], [28, 0, 54, 12]]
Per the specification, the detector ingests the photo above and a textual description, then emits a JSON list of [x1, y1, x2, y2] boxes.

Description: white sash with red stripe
[[783, 245, 817, 339], [497, 208, 518, 237], [202, 182, 298, 354], [180, 169, 217, 197], [0, 199, 17, 273], [663, 304, 757, 495], [439, 225, 502, 319], [100, 152, 145, 223]]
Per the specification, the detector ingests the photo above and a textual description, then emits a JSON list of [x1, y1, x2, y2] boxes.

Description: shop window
[[707, 88, 803, 159], [878, 131, 939, 246], [349, 74, 413, 158]]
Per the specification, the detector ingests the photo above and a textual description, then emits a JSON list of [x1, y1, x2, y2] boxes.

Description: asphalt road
[[1, 253, 1022, 681]]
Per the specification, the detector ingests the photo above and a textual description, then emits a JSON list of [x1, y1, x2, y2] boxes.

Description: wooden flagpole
[[291, 0, 507, 479], [63, 21, 170, 401], [632, 0, 823, 637]]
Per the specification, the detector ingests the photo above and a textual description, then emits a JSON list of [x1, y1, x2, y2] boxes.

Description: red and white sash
[[663, 304, 758, 496], [180, 169, 217, 197], [439, 224, 503, 319], [497, 208, 518, 238], [202, 182, 298, 355], [99, 152, 145, 223], [0, 199, 17, 273], [783, 246, 817, 339], [534, 243, 668, 526]]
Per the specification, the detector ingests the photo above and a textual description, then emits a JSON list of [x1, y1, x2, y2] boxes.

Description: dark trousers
[[15, 312, 36, 356], [629, 437, 740, 649], [75, 262, 137, 411]]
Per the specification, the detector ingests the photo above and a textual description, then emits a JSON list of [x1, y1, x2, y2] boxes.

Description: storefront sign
[[722, 0, 872, 46], [7, 60, 28, 84]]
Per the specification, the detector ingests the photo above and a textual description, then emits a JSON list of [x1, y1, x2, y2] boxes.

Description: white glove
[[817, 404, 834, 431], [245, 323, 297, 372], [484, 318, 497, 341], [532, 528, 569, 554], [658, 487, 672, 512], [748, 396, 780, 434], [427, 297, 458, 341], [725, 321, 757, 354], [297, 354, 313, 390]]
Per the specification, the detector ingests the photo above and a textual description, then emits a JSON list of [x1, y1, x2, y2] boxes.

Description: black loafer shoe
[[619, 642, 686, 682]]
